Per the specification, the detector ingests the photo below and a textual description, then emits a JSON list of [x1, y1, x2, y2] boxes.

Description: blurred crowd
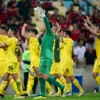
[[0, 0, 100, 66]]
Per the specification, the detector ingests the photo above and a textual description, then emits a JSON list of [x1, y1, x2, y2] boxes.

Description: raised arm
[[86, 16, 97, 31], [43, 17, 52, 34], [18, 46, 22, 62], [22, 24, 29, 40], [34, 7, 53, 35], [84, 21, 99, 37]]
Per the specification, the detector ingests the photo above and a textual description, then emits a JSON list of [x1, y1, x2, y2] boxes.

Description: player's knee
[[68, 75, 74, 81], [2, 76, 8, 81], [55, 74, 61, 78], [93, 73, 98, 79]]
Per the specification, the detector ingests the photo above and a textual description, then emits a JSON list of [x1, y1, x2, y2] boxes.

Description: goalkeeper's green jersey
[[40, 17, 54, 59]]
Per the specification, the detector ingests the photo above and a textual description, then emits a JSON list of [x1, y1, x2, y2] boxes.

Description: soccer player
[[0, 27, 24, 98], [33, 7, 65, 99], [0, 26, 21, 98], [84, 16, 100, 90], [61, 30, 85, 97], [22, 24, 40, 95], [0, 25, 8, 77], [50, 24, 68, 96]]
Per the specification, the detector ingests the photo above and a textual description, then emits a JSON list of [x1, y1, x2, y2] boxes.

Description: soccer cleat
[[52, 93, 61, 97], [32, 94, 41, 97], [33, 96, 46, 99], [13, 95, 25, 99], [77, 91, 85, 97], [48, 90, 55, 96], [61, 87, 67, 97], [66, 92, 73, 97]]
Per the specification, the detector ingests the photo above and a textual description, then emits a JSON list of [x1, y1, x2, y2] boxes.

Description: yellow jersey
[[0, 35, 8, 61], [63, 38, 74, 61], [5, 37, 18, 63], [29, 37, 40, 61], [95, 37, 100, 60]]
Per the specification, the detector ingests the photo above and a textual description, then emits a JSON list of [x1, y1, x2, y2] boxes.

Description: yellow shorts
[[50, 62, 62, 74], [93, 59, 100, 73], [5, 62, 18, 74], [9, 62, 21, 81], [62, 60, 74, 76], [0, 61, 6, 76]]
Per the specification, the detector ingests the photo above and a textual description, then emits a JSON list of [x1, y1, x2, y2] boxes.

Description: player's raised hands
[[34, 6, 41, 12], [34, 6, 46, 18]]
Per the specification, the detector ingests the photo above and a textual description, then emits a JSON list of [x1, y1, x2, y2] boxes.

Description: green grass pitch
[[3, 93, 100, 100]]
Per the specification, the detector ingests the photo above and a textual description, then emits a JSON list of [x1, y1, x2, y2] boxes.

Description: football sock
[[40, 78, 46, 97], [56, 79, 61, 94], [59, 76, 67, 90], [47, 76, 64, 90], [73, 79, 84, 93], [46, 81, 52, 93], [0, 81, 7, 95], [27, 78, 34, 94], [16, 79, 23, 95], [66, 83, 72, 92], [10, 79, 20, 95]]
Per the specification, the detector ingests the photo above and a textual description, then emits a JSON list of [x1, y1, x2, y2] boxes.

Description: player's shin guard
[[40, 78, 46, 97], [27, 78, 34, 94], [66, 83, 72, 92], [0, 81, 8, 95], [73, 79, 84, 93], [16, 79, 23, 95], [46, 81, 52, 93], [10, 79, 20, 96], [47, 76, 64, 90], [95, 76, 100, 85]]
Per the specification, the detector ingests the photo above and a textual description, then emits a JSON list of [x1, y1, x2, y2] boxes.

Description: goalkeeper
[[33, 7, 66, 99]]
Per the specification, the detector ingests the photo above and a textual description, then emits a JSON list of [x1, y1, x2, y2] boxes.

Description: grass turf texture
[[3, 93, 100, 100]]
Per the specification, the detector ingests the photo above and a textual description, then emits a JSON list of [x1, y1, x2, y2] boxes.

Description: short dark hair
[[52, 24, 58, 29], [0, 25, 8, 32], [30, 28, 38, 35], [10, 27, 18, 36], [63, 30, 71, 37], [78, 39, 84, 44]]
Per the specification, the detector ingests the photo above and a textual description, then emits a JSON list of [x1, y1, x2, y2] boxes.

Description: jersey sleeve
[[5, 39, 11, 47], [43, 17, 53, 35], [0, 35, 7, 42]]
